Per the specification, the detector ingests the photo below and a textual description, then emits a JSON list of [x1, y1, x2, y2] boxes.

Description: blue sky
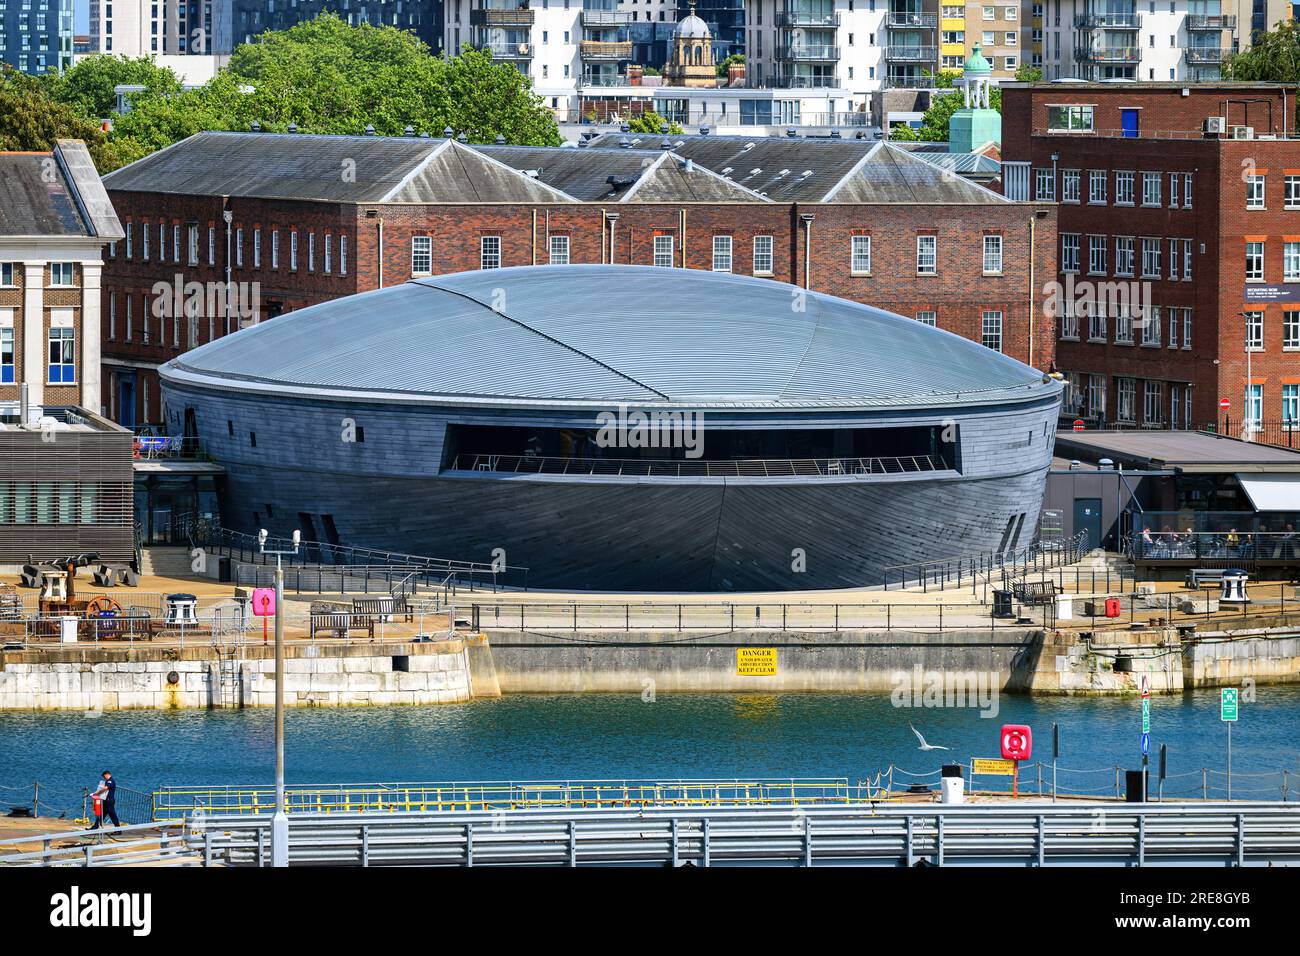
[[75, 0, 88, 34]]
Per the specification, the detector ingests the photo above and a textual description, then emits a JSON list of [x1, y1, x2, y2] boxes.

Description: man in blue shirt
[[91, 771, 121, 829]]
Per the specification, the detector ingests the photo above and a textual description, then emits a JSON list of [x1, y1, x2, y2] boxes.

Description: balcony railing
[[132, 434, 207, 461], [778, 11, 841, 27], [580, 40, 633, 60], [1185, 46, 1228, 64], [483, 42, 533, 58], [1130, 531, 1300, 563], [1073, 12, 1141, 29], [772, 73, 841, 88], [885, 45, 938, 62], [470, 8, 536, 27], [448, 453, 949, 478], [580, 72, 631, 87], [580, 10, 634, 25], [886, 12, 938, 28], [1074, 45, 1140, 63], [1186, 14, 1236, 30], [776, 44, 841, 61]]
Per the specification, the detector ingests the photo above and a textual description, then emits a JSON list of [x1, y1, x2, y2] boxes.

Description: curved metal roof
[[161, 266, 1059, 411]]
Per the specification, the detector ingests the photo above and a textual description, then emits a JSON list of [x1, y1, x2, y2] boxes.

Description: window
[[271, 230, 280, 269], [253, 228, 262, 268], [290, 231, 298, 271], [653, 234, 674, 267], [1182, 172, 1193, 208], [1141, 238, 1161, 278], [1114, 307, 1133, 343], [1246, 241, 1264, 281], [1169, 172, 1179, 208], [1285, 310, 1300, 350], [126, 295, 133, 342], [1245, 311, 1264, 351], [1182, 239, 1193, 280], [480, 236, 501, 269], [1060, 303, 1078, 339], [340, 236, 348, 275], [983, 235, 1003, 274], [549, 235, 570, 266], [1088, 235, 1106, 275], [1046, 104, 1093, 131], [1168, 308, 1178, 349], [1117, 377, 1136, 423], [235, 228, 244, 268], [308, 233, 315, 272], [1088, 170, 1106, 204], [1183, 308, 1192, 350], [0, 263, 12, 286], [916, 235, 937, 275], [1141, 171, 1161, 206], [125, 222, 133, 259], [712, 235, 733, 272], [1034, 167, 1055, 201], [1089, 306, 1107, 342], [412, 236, 432, 275], [172, 224, 180, 263], [1286, 175, 1300, 209], [187, 224, 198, 265], [1168, 239, 1179, 280], [1115, 236, 1134, 277], [1115, 171, 1135, 205], [1247, 384, 1263, 427], [1284, 383, 1300, 427], [851, 235, 872, 274], [143, 224, 150, 261], [1246, 174, 1266, 209], [1143, 381, 1162, 425], [1170, 386, 1181, 429], [49, 262, 74, 286], [108, 294, 116, 342], [47, 326, 75, 383], [0, 326, 13, 384], [1061, 233, 1080, 273], [916, 311, 937, 326], [753, 235, 773, 275], [1061, 169, 1080, 203], [324, 235, 332, 274], [981, 311, 1003, 352], [1286, 242, 1300, 282], [1143, 305, 1161, 346]]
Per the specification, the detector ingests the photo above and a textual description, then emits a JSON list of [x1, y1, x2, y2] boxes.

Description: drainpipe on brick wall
[[600, 208, 607, 264], [532, 209, 538, 265], [679, 209, 686, 266], [800, 213, 815, 289], [222, 202, 232, 334], [376, 217, 385, 289], [1028, 214, 1036, 368], [607, 212, 620, 262]]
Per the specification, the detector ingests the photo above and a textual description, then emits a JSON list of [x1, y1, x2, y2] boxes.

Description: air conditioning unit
[[1204, 116, 1226, 134], [1231, 125, 1255, 140]]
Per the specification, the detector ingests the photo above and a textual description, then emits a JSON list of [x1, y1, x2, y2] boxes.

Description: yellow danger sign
[[972, 758, 1017, 775], [736, 647, 778, 676]]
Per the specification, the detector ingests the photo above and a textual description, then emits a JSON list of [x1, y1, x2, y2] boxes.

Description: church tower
[[663, 2, 717, 88]]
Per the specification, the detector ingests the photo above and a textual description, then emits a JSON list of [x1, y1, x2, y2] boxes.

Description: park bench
[[1185, 568, 1236, 589], [309, 611, 375, 641], [1011, 580, 1057, 605], [351, 596, 412, 623]]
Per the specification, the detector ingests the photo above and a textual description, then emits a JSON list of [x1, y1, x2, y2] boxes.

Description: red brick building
[[99, 130, 1057, 426], [1002, 81, 1300, 435]]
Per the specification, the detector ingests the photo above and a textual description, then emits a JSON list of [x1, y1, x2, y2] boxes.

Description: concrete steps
[[138, 546, 193, 578]]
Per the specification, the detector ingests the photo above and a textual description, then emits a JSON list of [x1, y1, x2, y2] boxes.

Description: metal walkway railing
[[449, 453, 948, 478]]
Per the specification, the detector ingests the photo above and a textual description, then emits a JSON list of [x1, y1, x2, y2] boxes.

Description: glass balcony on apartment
[[778, 8, 841, 27], [886, 45, 938, 62], [580, 70, 630, 86], [777, 43, 841, 61], [1073, 12, 1141, 29], [1186, 14, 1236, 30], [483, 41, 534, 58], [1073, 45, 1140, 63], [470, 5, 536, 28], [581, 9, 635, 26], [1184, 46, 1228, 64], [773, 71, 840, 88], [580, 40, 634, 60], [886, 12, 938, 28]]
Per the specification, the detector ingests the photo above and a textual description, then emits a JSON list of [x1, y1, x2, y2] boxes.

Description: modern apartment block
[[0, 0, 73, 74], [231, 1, 443, 51], [88, 0, 224, 56], [1002, 80, 1300, 431]]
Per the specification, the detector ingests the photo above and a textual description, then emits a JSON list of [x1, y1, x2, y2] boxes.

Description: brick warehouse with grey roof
[[98, 130, 1057, 428]]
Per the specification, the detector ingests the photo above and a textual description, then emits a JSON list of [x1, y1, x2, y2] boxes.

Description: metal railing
[[470, 8, 535, 27], [773, 73, 842, 89], [0, 820, 197, 867], [1074, 12, 1142, 29], [152, 803, 1300, 867], [1213, 418, 1300, 449], [1187, 13, 1236, 29], [776, 44, 841, 61], [482, 42, 532, 58], [579, 40, 633, 60], [1130, 531, 1300, 563], [1074, 45, 1140, 63], [883, 530, 1089, 591], [131, 434, 206, 460], [580, 10, 633, 25], [1184, 47, 1228, 65], [885, 45, 938, 62], [886, 12, 937, 28], [779, 11, 841, 27], [468, 600, 1055, 632], [448, 452, 948, 478]]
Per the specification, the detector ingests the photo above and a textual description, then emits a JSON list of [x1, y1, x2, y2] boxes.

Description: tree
[[717, 53, 745, 77], [627, 109, 684, 135], [48, 55, 182, 120], [893, 64, 1041, 143], [0, 67, 126, 169], [1223, 20, 1300, 80], [106, 14, 561, 164]]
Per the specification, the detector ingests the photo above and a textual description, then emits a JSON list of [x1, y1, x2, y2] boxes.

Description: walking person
[[89, 770, 121, 831]]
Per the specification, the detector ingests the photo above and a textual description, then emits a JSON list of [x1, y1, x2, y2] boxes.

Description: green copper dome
[[963, 44, 992, 74]]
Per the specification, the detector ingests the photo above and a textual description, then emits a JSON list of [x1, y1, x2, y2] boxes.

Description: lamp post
[[259, 527, 299, 867]]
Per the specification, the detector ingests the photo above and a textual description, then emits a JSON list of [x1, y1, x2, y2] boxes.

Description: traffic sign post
[[1051, 722, 1059, 803], [1222, 688, 1239, 799]]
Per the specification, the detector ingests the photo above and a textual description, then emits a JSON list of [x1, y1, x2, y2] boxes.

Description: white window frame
[[411, 235, 433, 275], [752, 235, 773, 275], [851, 235, 872, 275], [653, 235, 674, 267], [712, 235, 733, 273], [916, 235, 937, 275], [981, 310, 1003, 352], [549, 234, 570, 265], [480, 236, 502, 270], [983, 234, 1003, 275], [1245, 241, 1264, 282]]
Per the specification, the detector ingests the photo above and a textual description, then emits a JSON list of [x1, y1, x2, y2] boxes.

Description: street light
[[1238, 311, 1256, 441], [259, 526, 300, 867]]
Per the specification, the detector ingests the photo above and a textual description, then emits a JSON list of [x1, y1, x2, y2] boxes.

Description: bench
[[1012, 580, 1057, 606], [309, 612, 375, 641], [93, 564, 139, 588], [1185, 569, 1235, 589], [351, 596, 412, 623]]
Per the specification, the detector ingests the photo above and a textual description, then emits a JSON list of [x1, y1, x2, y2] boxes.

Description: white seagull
[[911, 725, 949, 751]]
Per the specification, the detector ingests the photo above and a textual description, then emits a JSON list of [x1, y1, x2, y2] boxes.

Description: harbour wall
[[0, 640, 475, 711]]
